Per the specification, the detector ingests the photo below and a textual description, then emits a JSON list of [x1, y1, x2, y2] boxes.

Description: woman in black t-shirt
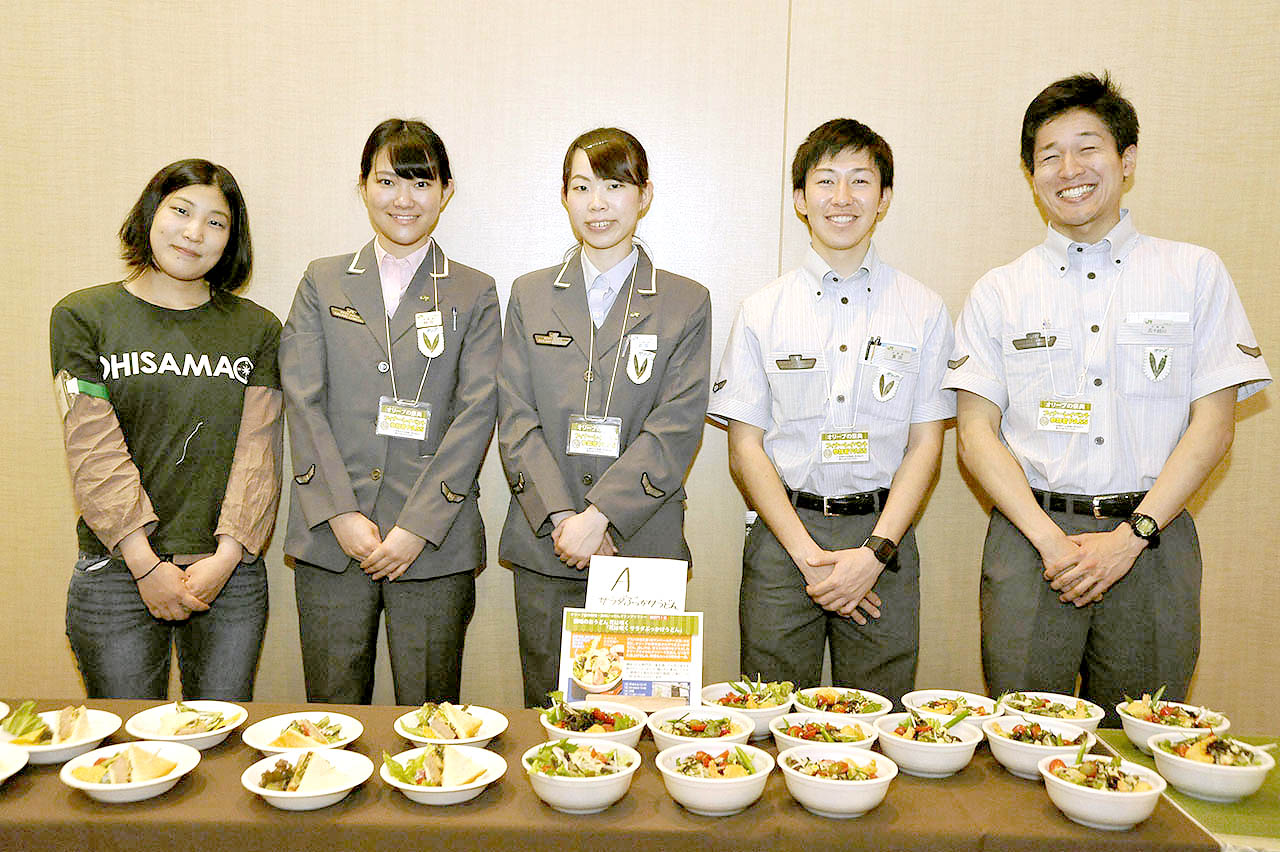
[[50, 160, 283, 700]]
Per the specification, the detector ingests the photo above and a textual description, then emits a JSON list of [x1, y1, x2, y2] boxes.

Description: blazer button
[[582, 474, 593, 486], [371, 468, 383, 481], [377, 361, 390, 373]]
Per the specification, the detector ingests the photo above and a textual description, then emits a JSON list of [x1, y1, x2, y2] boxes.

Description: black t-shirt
[[50, 282, 282, 556]]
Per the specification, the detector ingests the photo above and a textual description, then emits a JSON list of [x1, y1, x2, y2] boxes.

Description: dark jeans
[[66, 555, 268, 700]]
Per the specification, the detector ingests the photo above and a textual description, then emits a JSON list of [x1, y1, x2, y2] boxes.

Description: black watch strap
[[1126, 513, 1160, 549], [862, 535, 899, 570]]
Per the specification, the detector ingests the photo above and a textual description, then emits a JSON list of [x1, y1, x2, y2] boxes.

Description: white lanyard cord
[[581, 259, 639, 418], [1039, 256, 1120, 399], [383, 249, 442, 404]]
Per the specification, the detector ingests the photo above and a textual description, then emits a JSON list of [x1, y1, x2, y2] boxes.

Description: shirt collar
[[581, 247, 639, 292], [373, 236, 433, 276], [800, 242, 879, 299], [1043, 209, 1139, 277]]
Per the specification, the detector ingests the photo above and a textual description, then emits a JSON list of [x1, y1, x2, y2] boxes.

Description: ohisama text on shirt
[[98, 350, 255, 384]]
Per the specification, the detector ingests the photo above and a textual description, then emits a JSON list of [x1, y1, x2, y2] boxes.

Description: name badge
[[820, 430, 869, 463], [1037, 399, 1091, 433], [415, 310, 442, 329], [376, 396, 432, 440], [872, 342, 917, 364], [567, 414, 622, 458]]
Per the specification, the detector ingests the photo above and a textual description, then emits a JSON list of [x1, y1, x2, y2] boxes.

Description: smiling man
[[946, 74, 1270, 722], [709, 119, 954, 699]]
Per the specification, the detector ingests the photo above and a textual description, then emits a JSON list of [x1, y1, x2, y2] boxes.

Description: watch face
[[1132, 515, 1158, 537]]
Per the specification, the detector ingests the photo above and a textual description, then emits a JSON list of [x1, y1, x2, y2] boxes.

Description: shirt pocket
[[764, 350, 828, 421], [1115, 320, 1193, 399], [1002, 329, 1075, 405], [857, 347, 921, 422]]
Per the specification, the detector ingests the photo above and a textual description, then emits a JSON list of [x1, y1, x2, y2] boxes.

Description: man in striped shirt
[[946, 73, 1270, 722], [709, 119, 954, 699]]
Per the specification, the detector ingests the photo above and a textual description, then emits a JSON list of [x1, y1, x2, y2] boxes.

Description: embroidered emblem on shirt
[[713, 379, 727, 392], [533, 330, 573, 346], [1012, 332, 1057, 350], [294, 463, 316, 485], [1144, 347, 1172, 382], [510, 471, 525, 494], [1237, 343, 1262, 358], [441, 481, 465, 503], [418, 327, 445, 358], [641, 472, 665, 499], [874, 369, 903, 402], [330, 305, 366, 325], [946, 356, 968, 370], [628, 349, 654, 384], [775, 354, 817, 370]]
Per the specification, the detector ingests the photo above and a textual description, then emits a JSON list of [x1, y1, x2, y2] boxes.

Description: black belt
[[788, 488, 889, 517], [1031, 489, 1147, 519]]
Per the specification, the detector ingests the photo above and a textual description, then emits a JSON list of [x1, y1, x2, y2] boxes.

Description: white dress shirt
[[946, 211, 1270, 494], [581, 248, 639, 328]]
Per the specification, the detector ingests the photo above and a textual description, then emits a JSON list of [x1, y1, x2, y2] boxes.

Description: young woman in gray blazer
[[498, 128, 711, 706], [281, 119, 500, 705]]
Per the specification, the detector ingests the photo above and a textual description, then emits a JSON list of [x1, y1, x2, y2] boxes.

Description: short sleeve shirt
[[709, 244, 955, 495], [945, 212, 1270, 494]]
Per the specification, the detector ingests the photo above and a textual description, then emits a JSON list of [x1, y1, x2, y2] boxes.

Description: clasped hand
[[552, 506, 616, 570], [1040, 526, 1145, 607], [801, 546, 884, 625]]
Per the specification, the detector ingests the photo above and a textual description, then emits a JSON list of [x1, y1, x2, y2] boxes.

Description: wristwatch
[[1125, 513, 1161, 549], [862, 535, 899, 570]]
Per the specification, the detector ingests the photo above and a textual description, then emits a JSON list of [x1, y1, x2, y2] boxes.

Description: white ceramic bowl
[[982, 716, 1095, 780], [700, 682, 794, 740], [538, 700, 647, 749], [793, 687, 893, 724], [571, 644, 624, 694], [768, 712, 878, 752], [873, 713, 982, 778], [60, 741, 200, 803], [241, 749, 374, 811], [655, 741, 774, 816], [1147, 732, 1274, 802], [998, 691, 1105, 733], [393, 704, 508, 748], [241, 711, 363, 755], [902, 690, 1002, 733], [0, 743, 28, 784], [0, 702, 8, 722], [1038, 754, 1165, 830], [380, 744, 508, 805], [522, 738, 641, 814], [777, 744, 897, 818], [1117, 701, 1230, 754], [125, 701, 247, 750], [647, 706, 753, 752], [1, 708, 122, 765]]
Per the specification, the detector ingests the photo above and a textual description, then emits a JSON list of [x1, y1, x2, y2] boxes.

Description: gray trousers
[[980, 508, 1201, 726], [739, 509, 920, 701], [512, 568, 588, 708], [294, 560, 475, 706]]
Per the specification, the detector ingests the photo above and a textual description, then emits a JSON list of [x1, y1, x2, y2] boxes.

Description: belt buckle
[[1091, 494, 1117, 519], [823, 496, 834, 517]]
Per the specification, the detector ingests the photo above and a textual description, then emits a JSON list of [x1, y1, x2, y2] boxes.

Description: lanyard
[[1038, 252, 1121, 399], [383, 246, 443, 404], [580, 256, 639, 419]]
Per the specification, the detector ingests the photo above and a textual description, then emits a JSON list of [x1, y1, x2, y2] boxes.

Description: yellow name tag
[[1037, 399, 1091, 433], [567, 415, 622, 458], [376, 396, 431, 440], [820, 429, 870, 463]]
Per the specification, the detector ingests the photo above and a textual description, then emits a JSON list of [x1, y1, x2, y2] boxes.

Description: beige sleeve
[[215, 386, 284, 558], [62, 395, 158, 552]]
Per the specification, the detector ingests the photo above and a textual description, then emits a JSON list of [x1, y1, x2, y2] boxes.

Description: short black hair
[[791, 119, 893, 191], [118, 159, 252, 295], [1021, 72, 1139, 172], [360, 118, 452, 185], [562, 127, 649, 194]]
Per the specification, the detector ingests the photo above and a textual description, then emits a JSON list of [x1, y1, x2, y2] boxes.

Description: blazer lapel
[[549, 250, 595, 362], [338, 241, 388, 356], [390, 241, 446, 346]]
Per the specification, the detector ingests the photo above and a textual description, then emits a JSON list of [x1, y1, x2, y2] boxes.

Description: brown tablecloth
[[0, 700, 1217, 852]]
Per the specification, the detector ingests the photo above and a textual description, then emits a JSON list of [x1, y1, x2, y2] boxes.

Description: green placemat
[[1097, 729, 1280, 841]]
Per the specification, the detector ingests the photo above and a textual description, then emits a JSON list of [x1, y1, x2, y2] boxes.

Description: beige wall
[[2, 1, 1275, 731]]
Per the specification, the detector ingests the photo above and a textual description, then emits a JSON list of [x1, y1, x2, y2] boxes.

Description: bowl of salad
[[1038, 753, 1165, 830], [381, 744, 507, 805], [1, 702, 122, 765], [873, 711, 982, 778], [902, 690, 1001, 736], [521, 738, 641, 814], [998, 691, 1105, 732], [539, 692, 647, 748], [700, 676, 794, 740], [794, 687, 892, 723], [125, 700, 246, 751], [777, 744, 897, 818], [571, 639, 625, 694], [241, 748, 374, 811], [1116, 688, 1229, 754], [655, 741, 774, 816], [241, 711, 363, 756], [1147, 731, 1274, 802], [982, 716, 1094, 780], [769, 712, 877, 752], [60, 741, 201, 803], [647, 706, 753, 752]]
